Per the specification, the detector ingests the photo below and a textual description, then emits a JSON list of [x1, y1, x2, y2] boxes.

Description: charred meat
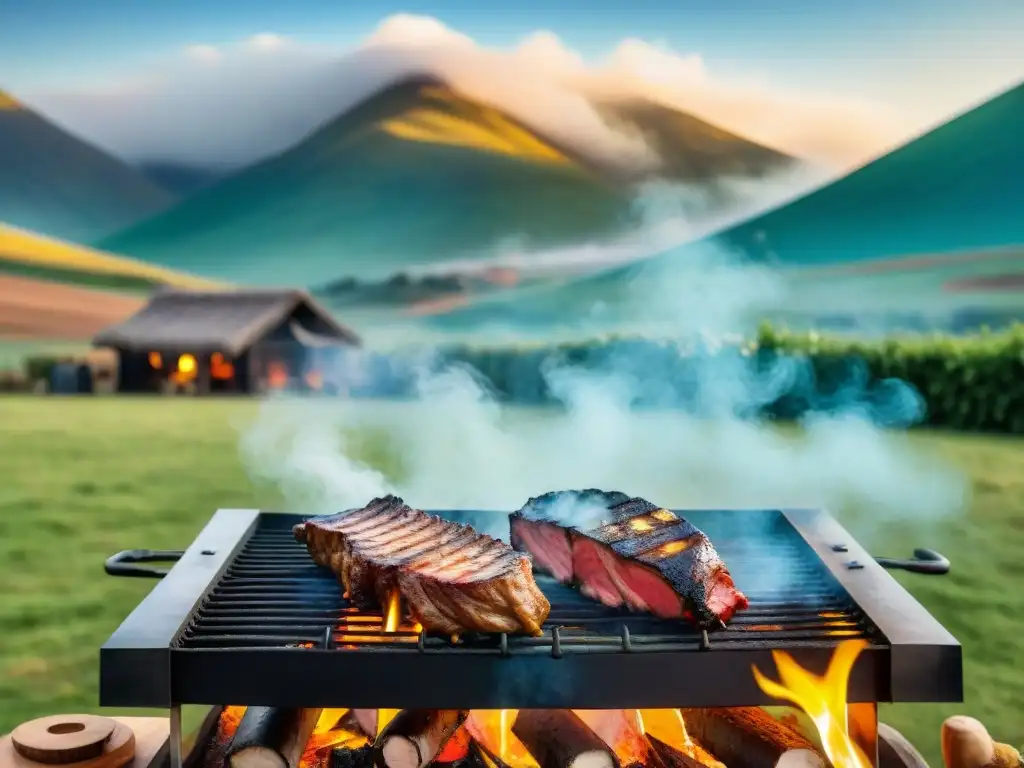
[[294, 496, 551, 637], [510, 490, 748, 628]]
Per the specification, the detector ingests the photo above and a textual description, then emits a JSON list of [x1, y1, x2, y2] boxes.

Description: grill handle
[[105, 549, 184, 579], [875, 548, 950, 575]]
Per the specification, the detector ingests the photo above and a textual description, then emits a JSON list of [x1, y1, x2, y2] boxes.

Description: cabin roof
[[92, 288, 360, 355]]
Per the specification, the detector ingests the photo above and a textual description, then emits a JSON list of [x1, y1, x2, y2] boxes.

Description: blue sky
[[2, 0, 1021, 121]]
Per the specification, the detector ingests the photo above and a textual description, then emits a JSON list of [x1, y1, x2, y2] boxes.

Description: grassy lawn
[[1, 396, 1022, 764]]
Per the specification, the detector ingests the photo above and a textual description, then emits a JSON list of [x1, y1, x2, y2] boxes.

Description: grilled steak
[[510, 490, 749, 628], [294, 496, 551, 636]]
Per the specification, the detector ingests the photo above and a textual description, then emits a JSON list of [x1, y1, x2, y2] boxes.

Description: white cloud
[[19, 14, 916, 171], [246, 33, 288, 51], [182, 44, 222, 65]]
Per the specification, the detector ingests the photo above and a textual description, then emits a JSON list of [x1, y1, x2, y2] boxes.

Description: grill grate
[[100, 507, 963, 709], [178, 511, 877, 653]]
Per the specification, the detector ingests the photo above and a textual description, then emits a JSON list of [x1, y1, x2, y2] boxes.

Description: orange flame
[[384, 589, 401, 633], [752, 639, 872, 768], [467, 711, 538, 768]]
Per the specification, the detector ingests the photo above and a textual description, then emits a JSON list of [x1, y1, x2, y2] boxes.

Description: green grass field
[[1, 397, 1022, 764]]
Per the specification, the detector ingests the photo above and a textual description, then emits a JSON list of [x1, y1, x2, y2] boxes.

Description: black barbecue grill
[[100, 507, 962, 714]]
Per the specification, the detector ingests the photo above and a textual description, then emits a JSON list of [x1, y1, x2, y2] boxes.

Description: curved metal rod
[[875, 548, 950, 575]]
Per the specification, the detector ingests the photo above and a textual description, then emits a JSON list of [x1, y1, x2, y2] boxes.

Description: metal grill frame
[[99, 508, 962, 710]]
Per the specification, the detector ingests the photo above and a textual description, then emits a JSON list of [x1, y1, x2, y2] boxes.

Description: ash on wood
[[226, 708, 322, 768], [332, 746, 374, 768], [373, 711, 469, 768], [512, 710, 620, 768], [680, 708, 818, 768]]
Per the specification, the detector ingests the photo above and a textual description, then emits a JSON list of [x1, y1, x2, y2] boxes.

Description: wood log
[[470, 737, 514, 768], [878, 723, 930, 768], [941, 717, 1021, 768], [227, 708, 323, 768], [373, 711, 468, 768], [680, 708, 819, 768], [353, 714, 378, 740], [512, 710, 620, 768], [644, 734, 706, 768]]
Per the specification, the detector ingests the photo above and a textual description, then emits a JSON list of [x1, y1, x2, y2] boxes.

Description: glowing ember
[[436, 727, 471, 763], [657, 540, 691, 556], [303, 710, 366, 766], [630, 519, 654, 532], [148, 352, 162, 369], [651, 509, 678, 522], [752, 639, 872, 768]]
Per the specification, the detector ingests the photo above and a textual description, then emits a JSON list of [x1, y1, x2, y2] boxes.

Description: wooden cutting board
[[1, 717, 168, 768]]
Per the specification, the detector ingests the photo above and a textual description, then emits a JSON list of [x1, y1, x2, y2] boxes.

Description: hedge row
[[439, 323, 1024, 434]]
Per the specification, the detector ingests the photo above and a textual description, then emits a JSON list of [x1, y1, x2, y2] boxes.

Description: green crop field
[[1, 396, 1022, 764]]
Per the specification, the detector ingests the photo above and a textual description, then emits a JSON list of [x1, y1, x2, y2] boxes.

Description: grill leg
[[848, 701, 878, 768], [170, 705, 183, 768]]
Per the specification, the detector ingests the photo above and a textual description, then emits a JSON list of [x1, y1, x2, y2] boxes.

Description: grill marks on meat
[[294, 496, 551, 636], [510, 490, 749, 629]]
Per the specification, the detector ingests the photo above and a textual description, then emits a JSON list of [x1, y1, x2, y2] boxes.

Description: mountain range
[[421, 80, 1024, 334], [95, 75, 796, 286], [0, 90, 175, 243]]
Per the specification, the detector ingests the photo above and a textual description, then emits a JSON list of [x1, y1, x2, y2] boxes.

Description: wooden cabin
[[92, 289, 360, 395]]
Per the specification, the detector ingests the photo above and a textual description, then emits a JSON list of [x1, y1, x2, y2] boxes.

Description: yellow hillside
[[0, 90, 21, 110], [0, 223, 223, 289], [379, 87, 569, 164]]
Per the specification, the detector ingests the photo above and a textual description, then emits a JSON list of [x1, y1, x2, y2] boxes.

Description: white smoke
[[236, 214, 968, 546]]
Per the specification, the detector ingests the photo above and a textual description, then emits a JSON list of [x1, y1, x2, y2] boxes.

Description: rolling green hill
[[0, 90, 175, 243], [97, 75, 795, 287], [423, 80, 1024, 333]]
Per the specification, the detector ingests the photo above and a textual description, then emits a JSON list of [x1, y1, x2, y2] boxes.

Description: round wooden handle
[[11, 716, 117, 765]]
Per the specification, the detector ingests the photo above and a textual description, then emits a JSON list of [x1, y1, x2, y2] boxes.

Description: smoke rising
[[236, 218, 968, 555]]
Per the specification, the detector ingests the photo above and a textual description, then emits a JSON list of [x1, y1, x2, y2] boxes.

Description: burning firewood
[[512, 709, 621, 768], [333, 745, 375, 768], [471, 739, 515, 768], [680, 708, 819, 768], [227, 707, 324, 768], [575, 711, 648, 765], [644, 734, 707, 768], [941, 717, 1022, 768], [878, 723, 929, 768], [373, 710, 469, 768]]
